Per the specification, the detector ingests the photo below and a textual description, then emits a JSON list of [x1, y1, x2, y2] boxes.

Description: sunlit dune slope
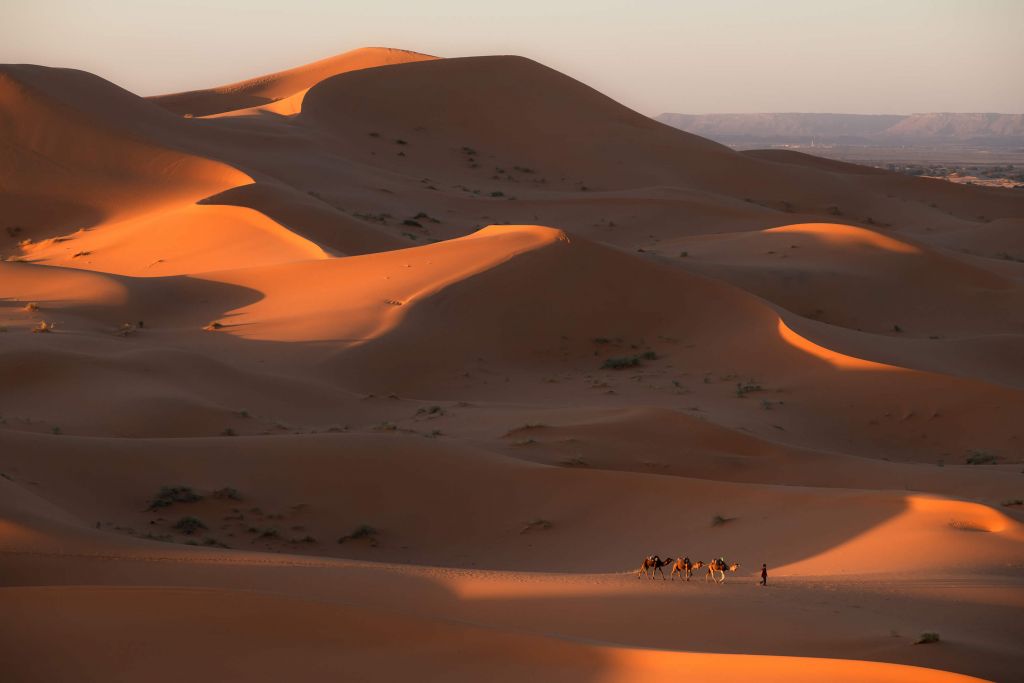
[[674, 222, 1023, 336], [19, 202, 328, 275], [0, 65, 249, 247], [149, 47, 437, 117], [0, 586, 990, 683]]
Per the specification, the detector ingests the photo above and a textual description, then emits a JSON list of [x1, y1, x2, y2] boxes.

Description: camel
[[705, 558, 740, 584], [670, 557, 704, 581], [637, 555, 674, 579]]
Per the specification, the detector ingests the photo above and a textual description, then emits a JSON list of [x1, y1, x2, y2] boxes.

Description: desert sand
[[1, 47, 1022, 682]]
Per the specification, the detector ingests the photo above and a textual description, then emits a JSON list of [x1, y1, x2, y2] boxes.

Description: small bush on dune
[[915, 632, 940, 645], [602, 356, 641, 370], [711, 515, 734, 527], [173, 516, 206, 535], [23, 302, 39, 312], [338, 524, 378, 545], [735, 382, 762, 397], [148, 486, 202, 511], [212, 487, 241, 501], [32, 321, 54, 333], [966, 450, 997, 465]]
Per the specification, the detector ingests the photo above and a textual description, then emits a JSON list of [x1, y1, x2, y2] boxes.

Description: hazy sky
[[3, 0, 1022, 115]]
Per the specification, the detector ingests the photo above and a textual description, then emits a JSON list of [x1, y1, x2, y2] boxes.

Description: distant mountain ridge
[[656, 112, 1024, 144]]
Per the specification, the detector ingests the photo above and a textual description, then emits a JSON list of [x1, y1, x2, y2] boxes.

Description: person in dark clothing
[[760, 563, 768, 586]]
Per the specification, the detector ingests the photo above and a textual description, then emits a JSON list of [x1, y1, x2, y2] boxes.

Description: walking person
[[760, 563, 768, 586]]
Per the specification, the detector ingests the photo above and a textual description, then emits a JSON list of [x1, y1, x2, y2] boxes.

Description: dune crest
[[149, 47, 438, 117]]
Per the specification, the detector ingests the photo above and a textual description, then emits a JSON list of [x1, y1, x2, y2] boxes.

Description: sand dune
[[149, 47, 437, 118], [2, 47, 1022, 682]]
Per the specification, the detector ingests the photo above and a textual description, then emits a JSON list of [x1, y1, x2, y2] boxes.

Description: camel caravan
[[637, 555, 741, 584]]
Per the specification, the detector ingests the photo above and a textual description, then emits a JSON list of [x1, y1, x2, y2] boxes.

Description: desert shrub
[[402, 219, 422, 227], [915, 632, 940, 645], [641, 350, 658, 361], [966, 450, 998, 465], [417, 405, 444, 416], [520, 519, 553, 534], [148, 486, 202, 510], [221, 428, 237, 437], [602, 356, 641, 370], [32, 321, 54, 333], [173, 516, 206, 535], [711, 515, 734, 527], [23, 302, 39, 312], [735, 382, 762, 397], [258, 528, 279, 539], [203, 321, 223, 331], [338, 524, 378, 544], [212, 487, 241, 501], [1001, 499, 1023, 507], [489, 191, 504, 197]]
